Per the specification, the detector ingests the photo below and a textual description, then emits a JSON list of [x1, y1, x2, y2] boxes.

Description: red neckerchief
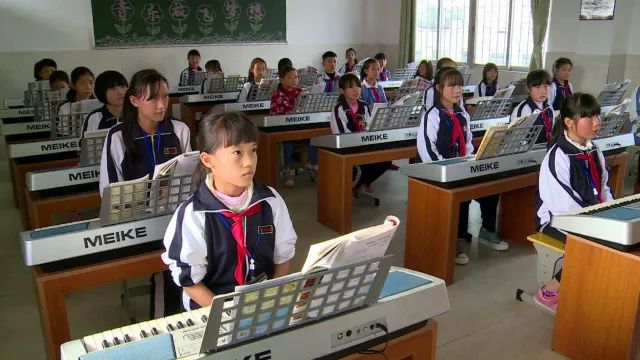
[[443, 109, 466, 157], [325, 72, 338, 92], [218, 202, 262, 285], [369, 83, 382, 103], [345, 102, 366, 132], [563, 80, 572, 97], [575, 152, 602, 203], [379, 69, 388, 81], [540, 109, 552, 142]]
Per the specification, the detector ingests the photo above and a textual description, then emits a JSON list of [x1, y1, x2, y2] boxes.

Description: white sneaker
[[455, 252, 469, 265], [478, 228, 509, 251]]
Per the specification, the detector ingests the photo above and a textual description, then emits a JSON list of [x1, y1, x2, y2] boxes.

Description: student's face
[[346, 50, 356, 63], [365, 62, 381, 80], [50, 80, 68, 92], [188, 55, 200, 69], [439, 82, 462, 106], [529, 83, 549, 103], [340, 84, 361, 103], [555, 64, 572, 81], [486, 68, 498, 83], [39, 66, 56, 81], [566, 115, 600, 143], [418, 64, 427, 77], [130, 82, 169, 123], [281, 71, 299, 89], [106, 85, 128, 106], [253, 62, 267, 81], [376, 59, 387, 69], [323, 57, 338, 73], [202, 142, 258, 194], [73, 74, 95, 100]]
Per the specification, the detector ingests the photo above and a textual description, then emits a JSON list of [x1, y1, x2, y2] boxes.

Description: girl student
[[359, 58, 388, 106], [270, 65, 318, 187], [162, 112, 297, 310], [339, 48, 358, 75], [424, 57, 466, 109], [238, 57, 267, 102], [201, 59, 224, 93], [511, 69, 555, 144], [549, 57, 574, 111], [476, 63, 499, 97], [57, 66, 95, 119], [33, 58, 57, 81], [332, 73, 389, 194], [414, 59, 434, 83], [82, 70, 129, 135], [534, 93, 610, 313], [417, 68, 508, 265]]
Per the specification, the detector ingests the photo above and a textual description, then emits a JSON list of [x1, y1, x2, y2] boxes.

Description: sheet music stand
[[181, 71, 207, 86], [200, 255, 393, 353], [79, 129, 108, 166], [292, 93, 340, 114], [471, 98, 511, 121], [476, 125, 543, 160], [368, 104, 425, 131], [247, 80, 279, 102], [594, 112, 629, 139], [51, 100, 100, 139], [389, 87, 424, 104], [298, 72, 319, 87], [509, 79, 528, 104], [597, 82, 630, 107], [205, 76, 247, 93]]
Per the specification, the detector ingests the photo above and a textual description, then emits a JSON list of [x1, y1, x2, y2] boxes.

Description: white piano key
[[81, 334, 98, 353], [100, 330, 115, 348], [136, 321, 153, 339], [91, 334, 107, 350], [111, 328, 126, 346], [124, 323, 142, 342], [148, 319, 167, 335]]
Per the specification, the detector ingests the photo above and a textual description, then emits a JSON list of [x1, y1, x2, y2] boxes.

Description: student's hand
[[184, 283, 216, 308]]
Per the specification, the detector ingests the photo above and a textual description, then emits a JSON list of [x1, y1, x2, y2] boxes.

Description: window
[[415, 0, 534, 69]]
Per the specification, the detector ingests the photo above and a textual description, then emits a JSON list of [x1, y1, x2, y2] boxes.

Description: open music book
[[475, 111, 543, 159], [301, 216, 400, 273], [152, 150, 200, 179]]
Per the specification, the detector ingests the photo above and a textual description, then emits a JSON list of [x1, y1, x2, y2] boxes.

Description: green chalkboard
[[91, 0, 286, 48]]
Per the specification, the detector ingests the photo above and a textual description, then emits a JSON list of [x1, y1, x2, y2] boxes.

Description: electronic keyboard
[[378, 80, 403, 89], [179, 92, 240, 103], [253, 112, 331, 129], [551, 193, 640, 251], [26, 165, 99, 191], [8, 137, 80, 158], [0, 107, 34, 119], [169, 85, 201, 96], [592, 133, 635, 153], [311, 127, 418, 154], [210, 101, 270, 115], [61, 267, 449, 360], [470, 116, 510, 132]]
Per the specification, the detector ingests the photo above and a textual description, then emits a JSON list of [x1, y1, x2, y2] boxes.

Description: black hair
[[70, 67, 94, 85], [415, 60, 434, 81], [94, 70, 128, 104], [374, 52, 386, 61], [121, 69, 169, 161], [360, 58, 378, 81], [550, 93, 600, 144], [482, 63, 499, 84], [553, 57, 573, 71], [247, 57, 267, 83], [436, 57, 455, 71], [433, 67, 463, 105], [526, 69, 552, 88], [49, 70, 69, 86], [194, 112, 259, 187], [337, 73, 361, 103], [34, 58, 57, 80], [205, 60, 222, 72], [277, 58, 293, 76], [322, 51, 338, 61], [187, 49, 200, 58], [278, 65, 297, 78]]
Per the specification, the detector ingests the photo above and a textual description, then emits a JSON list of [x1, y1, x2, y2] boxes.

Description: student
[[425, 57, 464, 109], [179, 49, 203, 86], [338, 48, 358, 75], [414, 60, 434, 83], [49, 70, 70, 92], [201, 60, 224, 93], [332, 74, 389, 193], [99, 69, 191, 195], [238, 57, 267, 102], [270, 66, 318, 186], [277, 57, 293, 76], [162, 112, 297, 310], [549, 57, 574, 111], [34, 58, 57, 81], [360, 58, 388, 106], [417, 68, 507, 265], [316, 51, 340, 93], [82, 70, 129, 134], [476, 63, 499, 97], [534, 93, 610, 312], [374, 53, 390, 81], [57, 67, 95, 122], [511, 69, 554, 144]]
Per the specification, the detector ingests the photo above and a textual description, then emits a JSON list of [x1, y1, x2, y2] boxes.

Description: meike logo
[[470, 122, 485, 131], [285, 115, 311, 123], [26, 123, 50, 131], [516, 158, 539, 167], [242, 102, 266, 110], [41, 141, 78, 152], [203, 94, 224, 101], [405, 131, 417, 139], [177, 86, 196, 92], [360, 133, 389, 143], [470, 161, 500, 173], [69, 169, 99, 182], [604, 142, 621, 149], [83, 227, 147, 248], [235, 350, 272, 360], [18, 109, 34, 116]]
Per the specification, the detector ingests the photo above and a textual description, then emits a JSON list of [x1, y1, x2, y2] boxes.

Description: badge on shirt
[[258, 225, 274, 234], [164, 147, 178, 155]]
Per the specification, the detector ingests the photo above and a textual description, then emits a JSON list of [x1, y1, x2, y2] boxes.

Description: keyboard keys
[[82, 335, 98, 353]]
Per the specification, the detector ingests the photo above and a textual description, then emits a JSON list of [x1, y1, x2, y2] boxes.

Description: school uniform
[[512, 97, 555, 144], [378, 68, 391, 82], [549, 79, 574, 111], [332, 98, 389, 186], [536, 133, 612, 279], [476, 80, 498, 97], [360, 79, 388, 106], [162, 178, 297, 310], [178, 66, 203, 86], [237, 81, 254, 102], [338, 63, 356, 75], [82, 105, 118, 135], [316, 72, 340, 93]]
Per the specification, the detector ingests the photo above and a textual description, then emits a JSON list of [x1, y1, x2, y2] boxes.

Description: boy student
[[316, 51, 340, 93], [49, 70, 69, 92], [374, 53, 390, 82], [178, 49, 203, 86], [511, 69, 555, 144], [34, 58, 57, 81]]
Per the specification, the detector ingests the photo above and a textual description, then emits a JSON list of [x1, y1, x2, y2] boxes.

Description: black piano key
[[186, 318, 195, 326], [140, 330, 148, 338], [112, 337, 120, 346], [167, 323, 175, 331], [124, 334, 132, 343], [151, 327, 159, 336], [176, 321, 185, 329], [201, 314, 208, 322], [101, 340, 109, 349]]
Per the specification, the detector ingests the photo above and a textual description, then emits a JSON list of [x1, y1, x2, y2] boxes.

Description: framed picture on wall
[[580, 0, 616, 20]]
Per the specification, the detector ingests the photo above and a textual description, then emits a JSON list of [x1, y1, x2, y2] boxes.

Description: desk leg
[[498, 186, 537, 246], [318, 149, 353, 234], [606, 152, 628, 199], [405, 178, 458, 284], [34, 268, 69, 360], [256, 132, 278, 187]]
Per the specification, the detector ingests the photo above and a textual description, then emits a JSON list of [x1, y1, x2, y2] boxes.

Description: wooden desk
[[34, 250, 167, 360], [256, 126, 332, 187], [552, 235, 640, 359], [178, 102, 211, 142], [404, 152, 627, 285], [318, 146, 416, 234], [344, 320, 438, 360], [26, 189, 100, 229]]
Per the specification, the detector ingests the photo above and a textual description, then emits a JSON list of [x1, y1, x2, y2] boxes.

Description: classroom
[[1, 0, 640, 359]]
